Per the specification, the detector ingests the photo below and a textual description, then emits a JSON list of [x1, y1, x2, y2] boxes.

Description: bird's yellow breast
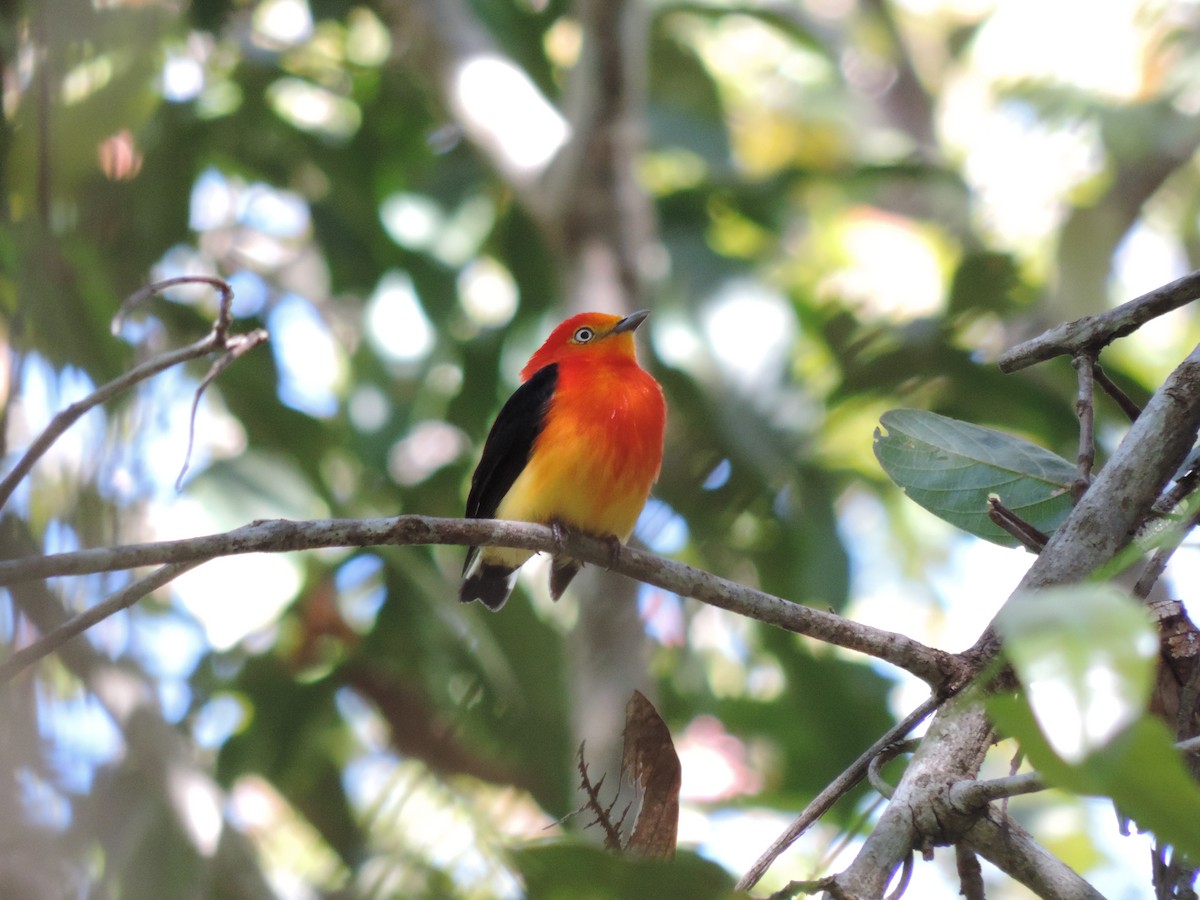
[[496, 358, 664, 541]]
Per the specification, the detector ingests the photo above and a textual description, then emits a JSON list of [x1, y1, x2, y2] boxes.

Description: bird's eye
[[573, 327, 595, 343]]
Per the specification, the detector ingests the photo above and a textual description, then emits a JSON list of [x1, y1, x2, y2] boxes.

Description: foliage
[[4, 0, 1200, 897]]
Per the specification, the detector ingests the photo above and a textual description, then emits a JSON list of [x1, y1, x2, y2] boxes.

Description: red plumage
[[461, 310, 666, 609]]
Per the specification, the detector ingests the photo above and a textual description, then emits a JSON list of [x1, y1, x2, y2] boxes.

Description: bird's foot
[[548, 518, 569, 555], [600, 533, 623, 569]]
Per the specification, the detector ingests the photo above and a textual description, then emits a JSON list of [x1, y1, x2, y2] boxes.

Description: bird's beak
[[612, 309, 650, 334]]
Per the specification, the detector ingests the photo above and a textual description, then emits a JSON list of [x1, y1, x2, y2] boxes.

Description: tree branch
[[0, 561, 198, 684], [0, 516, 967, 688], [961, 806, 1105, 900], [736, 696, 941, 893], [827, 332, 1200, 900], [0, 276, 255, 511], [1, 526, 275, 896], [971, 339, 1200, 661], [998, 268, 1200, 373]]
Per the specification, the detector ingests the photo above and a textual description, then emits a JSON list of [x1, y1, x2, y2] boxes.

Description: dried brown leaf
[[622, 690, 680, 859]]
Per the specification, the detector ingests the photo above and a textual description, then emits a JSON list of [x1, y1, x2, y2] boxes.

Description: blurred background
[[4, 0, 1200, 896]]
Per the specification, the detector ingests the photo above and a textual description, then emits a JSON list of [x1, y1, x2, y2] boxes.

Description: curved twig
[[0, 277, 257, 512]]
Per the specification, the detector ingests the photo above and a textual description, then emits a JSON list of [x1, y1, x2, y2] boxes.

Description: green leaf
[[511, 843, 737, 900], [873, 409, 1076, 545], [990, 699, 1200, 860], [989, 585, 1200, 858], [995, 585, 1157, 761]]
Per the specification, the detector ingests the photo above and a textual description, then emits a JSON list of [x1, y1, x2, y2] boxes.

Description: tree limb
[[1, 524, 275, 897], [826, 340, 1200, 898], [0, 515, 967, 688], [0, 561, 198, 684], [998, 268, 1200, 373]]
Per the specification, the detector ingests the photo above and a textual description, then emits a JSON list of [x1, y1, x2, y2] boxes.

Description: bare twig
[[0, 562, 198, 683], [4, 570, 275, 895], [0, 516, 968, 687], [885, 852, 914, 900], [0, 277, 256, 512], [986, 496, 1049, 553], [1073, 353, 1096, 500], [1152, 466, 1200, 518], [766, 876, 837, 900], [1093, 363, 1142, 422], [1133, 502, 1200, 599], [866, 739, 920, 799], [736, 696, 941, 893], [998, 268, 1200, 372], [175, 328, 269, 489], [955, 844, 985, 900], [888, 854, 912, 900], [949, 771, 1046, 809], [576, 744, 624, 849]]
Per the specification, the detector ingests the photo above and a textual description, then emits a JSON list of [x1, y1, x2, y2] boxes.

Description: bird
[[460, 309, 666, 610]]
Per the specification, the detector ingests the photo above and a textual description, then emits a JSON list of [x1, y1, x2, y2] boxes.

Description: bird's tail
[[460, 561, 519, 610], [549, 557, 580, 601]]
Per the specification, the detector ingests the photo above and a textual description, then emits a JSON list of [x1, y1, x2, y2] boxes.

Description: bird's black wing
[[462, 364, 558, 574]]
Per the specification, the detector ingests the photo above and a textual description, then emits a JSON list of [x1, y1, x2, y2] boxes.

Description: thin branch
[[885, 852, 914, 900], [970, 340, 1200, 663], [1134, 499, 1200, 599], [0, 277, 252, 512], [0, 516, 968, 687], [111, 275, 235, 337], [986, 496, 1048, 553], [866, 739, 920, 799], [1072, 353, 1096, 500], [736, 695, 941, 893], [950, 724, 1200, 812], [998, 267, 1200, 373], [0, 562, 198, 683], [1152, 464, 1200, 517], [766, 877, 837, 900], [962, 807, 1105, 900], [1093, 363, 1142, 422], [949, 771, 1046, 809], [955, 843, 985, 900], [576, 744, 624, 850], [175, 328, 270, 490], [4, 565, 276, 895]]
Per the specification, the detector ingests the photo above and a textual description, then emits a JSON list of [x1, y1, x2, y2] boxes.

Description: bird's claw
[[601, 533, 622, 569], [549, 519, 568, 554]]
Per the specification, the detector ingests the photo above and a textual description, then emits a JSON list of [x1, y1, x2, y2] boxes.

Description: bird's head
[[520, 310, 650, 380]]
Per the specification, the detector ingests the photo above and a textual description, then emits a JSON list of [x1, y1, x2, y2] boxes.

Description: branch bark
[[998, 268, 1200, 373], [827, 338, 1200, 897], [0, 524, 275, 897], [0, 515, 966, 688]]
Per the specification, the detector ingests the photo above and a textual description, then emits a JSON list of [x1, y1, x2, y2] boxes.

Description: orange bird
[[461, 310, 666, 610]]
